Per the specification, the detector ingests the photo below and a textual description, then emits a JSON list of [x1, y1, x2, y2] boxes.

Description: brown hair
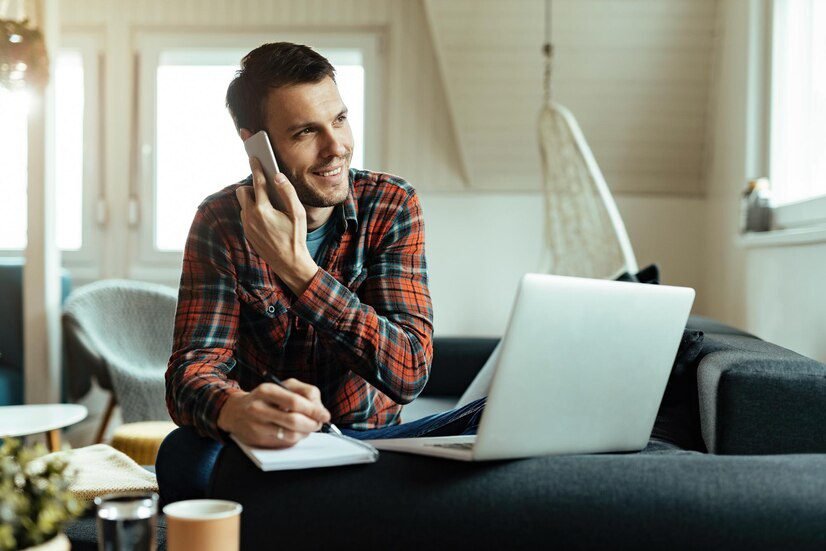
[[226, 42, 336, 133]]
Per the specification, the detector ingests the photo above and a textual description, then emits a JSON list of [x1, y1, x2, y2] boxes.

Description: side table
[[0, 404, 88, 451]]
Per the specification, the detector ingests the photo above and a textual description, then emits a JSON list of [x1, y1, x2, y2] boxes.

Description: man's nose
[[321, 128, 348, 158]]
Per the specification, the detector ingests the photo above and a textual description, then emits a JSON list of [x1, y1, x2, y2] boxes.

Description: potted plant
[[0, 439, 85, 550]]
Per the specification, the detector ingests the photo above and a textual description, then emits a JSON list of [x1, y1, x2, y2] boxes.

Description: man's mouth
[[313, 166, 343, 177]]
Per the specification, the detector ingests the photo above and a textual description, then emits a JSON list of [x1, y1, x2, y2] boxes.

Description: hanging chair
[[538, 2, 638, 279]]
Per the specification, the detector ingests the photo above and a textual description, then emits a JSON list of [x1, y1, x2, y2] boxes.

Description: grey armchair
[[62, 279, 177, 441]]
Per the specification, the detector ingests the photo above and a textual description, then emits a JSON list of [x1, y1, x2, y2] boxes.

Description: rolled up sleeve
[[165, 204, 244, 441], [290, 191, 434, 404]]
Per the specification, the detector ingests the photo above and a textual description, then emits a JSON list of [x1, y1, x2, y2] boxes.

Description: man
[[157, 42, 485, 504]]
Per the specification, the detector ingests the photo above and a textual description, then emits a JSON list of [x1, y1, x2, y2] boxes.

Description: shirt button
[[267, 305, 276, 314]]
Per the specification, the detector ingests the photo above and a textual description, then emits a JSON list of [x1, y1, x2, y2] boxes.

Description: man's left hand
[[235, 157, 318, 296]]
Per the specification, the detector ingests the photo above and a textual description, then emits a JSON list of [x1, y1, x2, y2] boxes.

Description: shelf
[[738, 225, 826, 248]]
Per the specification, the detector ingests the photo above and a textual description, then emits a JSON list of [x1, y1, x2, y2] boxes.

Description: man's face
[[263, 77, 354, 208]]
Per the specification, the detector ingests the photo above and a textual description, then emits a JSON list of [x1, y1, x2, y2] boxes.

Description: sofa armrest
[[697, 335, 826, 455], [420, 337, 499, 398]]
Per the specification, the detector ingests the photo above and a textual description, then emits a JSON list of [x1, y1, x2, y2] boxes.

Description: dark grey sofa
[[66, 316, 826, 549]]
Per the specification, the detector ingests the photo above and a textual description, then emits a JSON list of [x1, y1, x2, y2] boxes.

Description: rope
[[543, 0, 554, 104]]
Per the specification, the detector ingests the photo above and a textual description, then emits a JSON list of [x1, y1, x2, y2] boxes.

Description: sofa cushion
[[651, 329, 706, 450], [455, 341, 500, 408], [421, 337, 499, 398], [210, 443, 826, 550], [400, 396, 456, 423], [686, 315, 756, 338]]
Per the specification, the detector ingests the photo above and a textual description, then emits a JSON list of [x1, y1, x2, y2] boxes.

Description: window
[[54, 49, 85, 251], [153, 54, 248, 252], [769, 0, 826, 228], [136, 33, 380, 263], [0, 39, 99, 257], [0, 86, 29, 250]]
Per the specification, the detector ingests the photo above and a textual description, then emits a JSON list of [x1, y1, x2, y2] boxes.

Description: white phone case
[[243, 130, 285, 211]]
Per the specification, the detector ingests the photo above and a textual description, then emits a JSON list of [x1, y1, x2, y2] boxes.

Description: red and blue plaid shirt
[[166, 169, 434, 441]]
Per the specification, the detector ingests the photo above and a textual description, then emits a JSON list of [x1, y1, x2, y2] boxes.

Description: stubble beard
[[279, 152, 353, 209]]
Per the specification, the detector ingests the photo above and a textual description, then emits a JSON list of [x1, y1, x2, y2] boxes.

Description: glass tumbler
[[95, 493, 159, 551]]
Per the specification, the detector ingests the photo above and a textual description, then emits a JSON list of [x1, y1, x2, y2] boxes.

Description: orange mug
[[163, 499, 242, 551]]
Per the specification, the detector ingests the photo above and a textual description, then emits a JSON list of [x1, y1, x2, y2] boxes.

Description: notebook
[[232, 433, 378, 471]]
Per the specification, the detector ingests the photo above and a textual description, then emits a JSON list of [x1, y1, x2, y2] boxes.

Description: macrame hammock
[[538, 0, 638, 278]]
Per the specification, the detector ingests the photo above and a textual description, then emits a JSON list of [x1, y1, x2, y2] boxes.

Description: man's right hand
[[217, 378, 331, 449]]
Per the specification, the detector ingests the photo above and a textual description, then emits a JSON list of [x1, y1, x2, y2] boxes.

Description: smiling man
[[157, 43, 485, 503]]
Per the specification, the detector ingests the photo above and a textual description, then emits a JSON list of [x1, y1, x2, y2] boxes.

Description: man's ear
[[239, 128, 253, 141]]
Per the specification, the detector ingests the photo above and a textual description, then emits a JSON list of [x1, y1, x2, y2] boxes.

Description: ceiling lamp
[[0, 0, 48, 91]]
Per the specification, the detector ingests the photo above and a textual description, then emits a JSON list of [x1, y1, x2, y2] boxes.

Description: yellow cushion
[[111, 421, 177, 465]]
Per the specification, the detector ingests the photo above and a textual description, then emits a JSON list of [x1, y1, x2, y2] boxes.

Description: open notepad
[[232, 433, 379, 471]]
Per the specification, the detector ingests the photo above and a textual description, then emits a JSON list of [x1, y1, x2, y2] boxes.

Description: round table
[[0, 404, 88, 451]]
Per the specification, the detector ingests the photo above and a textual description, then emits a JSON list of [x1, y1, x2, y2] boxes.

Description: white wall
[[745, 243, 826, 362], [422, 192, 706, 336], [704, 0, 826, 362]]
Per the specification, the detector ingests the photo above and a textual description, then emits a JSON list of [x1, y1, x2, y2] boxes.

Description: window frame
[[131, 31, 383, 276], [60, 31, 105, 276], [767, 0, 826, 231], [0, 84, 32, 252], [0, 30, 104, 275]]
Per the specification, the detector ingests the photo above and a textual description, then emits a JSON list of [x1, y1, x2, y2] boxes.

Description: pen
[[264, 373, 343, 436]]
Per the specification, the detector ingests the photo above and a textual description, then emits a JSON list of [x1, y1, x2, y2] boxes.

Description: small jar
[[741, 178, 772, 233]]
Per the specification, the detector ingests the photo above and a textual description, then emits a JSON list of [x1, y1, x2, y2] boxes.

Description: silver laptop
[[367, 273, 695, 461]]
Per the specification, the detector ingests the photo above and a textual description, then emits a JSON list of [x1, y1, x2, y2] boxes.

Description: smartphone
[[243, 130, 285, 211]]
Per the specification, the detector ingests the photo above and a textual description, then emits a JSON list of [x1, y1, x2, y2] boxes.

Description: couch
[[0, 258, 72, 405], [66, 316, 826, 549]]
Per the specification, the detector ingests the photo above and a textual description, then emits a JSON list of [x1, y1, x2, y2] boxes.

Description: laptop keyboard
[[428, 442, 474, 450]]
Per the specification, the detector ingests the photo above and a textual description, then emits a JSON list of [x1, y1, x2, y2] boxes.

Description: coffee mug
[[162, 499, 243, 551]]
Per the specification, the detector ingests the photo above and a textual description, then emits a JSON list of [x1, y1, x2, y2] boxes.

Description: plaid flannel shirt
[[166, 169, 434, 441]]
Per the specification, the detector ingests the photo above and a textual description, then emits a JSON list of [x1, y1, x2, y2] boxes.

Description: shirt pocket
[[236, 284, 291, 354], [237, 284, 288, 318]]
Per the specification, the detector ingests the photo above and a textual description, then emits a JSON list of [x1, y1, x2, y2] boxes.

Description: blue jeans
[[156, 398, 486, 505]]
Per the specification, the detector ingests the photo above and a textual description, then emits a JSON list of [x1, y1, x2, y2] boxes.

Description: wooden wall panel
[[425, 0, 718, 195]]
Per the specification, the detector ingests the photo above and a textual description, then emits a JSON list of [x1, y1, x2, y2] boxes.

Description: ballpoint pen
[[264, 373, 343, 435]]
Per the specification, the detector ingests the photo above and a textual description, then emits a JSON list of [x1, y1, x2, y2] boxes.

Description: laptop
[[367, 273, 695, 461]]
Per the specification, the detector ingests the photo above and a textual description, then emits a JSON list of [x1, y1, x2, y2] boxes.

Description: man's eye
[[302, 128, 313, 134], [337, 115, 347, 123]]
